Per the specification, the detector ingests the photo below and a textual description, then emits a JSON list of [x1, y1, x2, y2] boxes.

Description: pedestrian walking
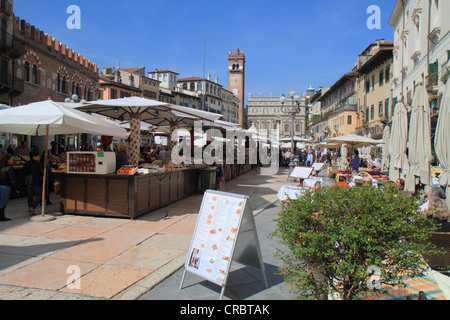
[[0, 154, 18, 221], [24, 151, 43, 215]]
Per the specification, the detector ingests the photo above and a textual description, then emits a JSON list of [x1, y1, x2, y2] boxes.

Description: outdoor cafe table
[[277, 185, 311, 212]]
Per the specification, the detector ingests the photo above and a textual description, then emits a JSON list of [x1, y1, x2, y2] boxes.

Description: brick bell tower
[[228, 48, 245, 127]]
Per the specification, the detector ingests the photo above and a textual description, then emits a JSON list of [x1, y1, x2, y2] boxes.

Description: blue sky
[[14, 0, 396, 105]]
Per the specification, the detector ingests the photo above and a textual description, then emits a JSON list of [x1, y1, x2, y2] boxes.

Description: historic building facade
[[389, 0, 449, 112], [355, 40, 394, 139], [246, 90, 311, 139], [308, 72, 358, 142], [228, 48, 245, 127], [12, 16, 99, 106], [0, 0, 24, 105]]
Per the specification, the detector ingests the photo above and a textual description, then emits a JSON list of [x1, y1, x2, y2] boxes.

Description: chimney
[[215, 76, 218, 83], [207, 73, 211, 81]]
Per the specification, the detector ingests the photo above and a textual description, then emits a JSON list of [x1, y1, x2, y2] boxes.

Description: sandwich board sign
[[180, 189, 268, 300], [290, 166, 314, 180], [312, 162, 325, 172]]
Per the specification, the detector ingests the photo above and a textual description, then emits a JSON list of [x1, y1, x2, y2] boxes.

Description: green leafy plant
[[272, 184, 442, 300]]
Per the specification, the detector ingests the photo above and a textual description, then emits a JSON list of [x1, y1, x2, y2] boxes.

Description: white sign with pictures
[[180, 190, 267, 300]]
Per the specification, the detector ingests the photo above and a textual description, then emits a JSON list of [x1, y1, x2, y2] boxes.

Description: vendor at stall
[[115, 142, 129, 172], [14, 140, 30, 157]]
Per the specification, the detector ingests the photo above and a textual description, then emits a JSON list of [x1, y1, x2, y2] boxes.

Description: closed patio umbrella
[[380, 126, 390, 171], [388, 102, 409, 182], [405, 85, 432, 192], [340, 145, 349, 170], [435, 78, 450, 207]]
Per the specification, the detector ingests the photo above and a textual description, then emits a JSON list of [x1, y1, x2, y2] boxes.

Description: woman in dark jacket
[[25, 151, 43, 216], [0, 154, 18, 221]]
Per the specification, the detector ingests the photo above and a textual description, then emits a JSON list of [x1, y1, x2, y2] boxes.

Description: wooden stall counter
[[59, 168, 200, 219]]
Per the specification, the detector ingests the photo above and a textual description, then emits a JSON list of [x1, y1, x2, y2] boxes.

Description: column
[[129, 113, 141, 166]]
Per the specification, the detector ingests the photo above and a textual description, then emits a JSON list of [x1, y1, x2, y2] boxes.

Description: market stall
[[59, 162, 201, 219], [0, 100, 128, 218]]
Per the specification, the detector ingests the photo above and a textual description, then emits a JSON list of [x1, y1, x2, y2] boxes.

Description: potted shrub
[[272, 184, 442, 300]]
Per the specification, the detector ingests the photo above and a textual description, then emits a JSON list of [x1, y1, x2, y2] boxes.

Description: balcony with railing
[[0, 0, 13, 16], [0, 27, 13, 49], [426, 72, 439, 89], [0, 71, 24, 96]]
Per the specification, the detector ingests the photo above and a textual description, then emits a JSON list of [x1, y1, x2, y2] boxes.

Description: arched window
[[24, 61, 30, 82], [57, 74, 61, 92], [31, 65, 38, 84], [182, 83, 188, 90], [61, 76, 67, 94], [189, 83, 195, 91]]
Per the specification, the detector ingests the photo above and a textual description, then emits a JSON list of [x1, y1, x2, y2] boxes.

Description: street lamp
[[280, 91, 302, 181]]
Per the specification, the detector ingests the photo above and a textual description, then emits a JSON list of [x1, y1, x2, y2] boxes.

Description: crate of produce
[[117, 166, 138, 175]]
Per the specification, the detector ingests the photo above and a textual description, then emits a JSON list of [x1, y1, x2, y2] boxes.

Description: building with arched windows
[[0, 0, 24, 105], [11, 15, 99, 106]]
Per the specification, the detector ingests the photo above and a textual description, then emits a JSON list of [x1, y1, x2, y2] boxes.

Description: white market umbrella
[[389, 102, 409, 182], [278, 136, 312, 143], [326, 134, 382, 149], [0, 100, 127, 137], [380, 126, 390, 171], [0, 100, 128, 218], [76, 97, 222, 165], [316, 140, 342, 149], [435, 78, 450, 207], [405, 85, 432, 192]]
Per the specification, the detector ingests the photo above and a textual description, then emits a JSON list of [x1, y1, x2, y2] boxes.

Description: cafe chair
[[422, 232, 450, 275]]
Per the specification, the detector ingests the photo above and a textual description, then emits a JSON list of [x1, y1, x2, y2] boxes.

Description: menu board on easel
[[312, 162, 325, 172], [180, 190, 267, 300], [290, 166, 314, 179]]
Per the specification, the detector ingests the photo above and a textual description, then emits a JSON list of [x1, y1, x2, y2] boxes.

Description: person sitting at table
[[395, 178, 405, 191], [333, 175, 350, 188], [425, 198, 450, 232], [418, 187, 446, 213], [363, 176, 373, 185]]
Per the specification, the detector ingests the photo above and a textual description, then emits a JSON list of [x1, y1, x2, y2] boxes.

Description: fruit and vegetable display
[[117, 166, 138, 175], [11, 155, 29, 166], [50, 154, 66, 165]]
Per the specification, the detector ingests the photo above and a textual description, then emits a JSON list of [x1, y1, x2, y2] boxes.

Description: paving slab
[[0, 167, 291, 300], [0, 258, 99, 290], [60, 264, 152, 299]]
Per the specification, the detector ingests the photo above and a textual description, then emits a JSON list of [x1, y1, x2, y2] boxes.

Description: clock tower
[[228, 48, 246, 127]]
